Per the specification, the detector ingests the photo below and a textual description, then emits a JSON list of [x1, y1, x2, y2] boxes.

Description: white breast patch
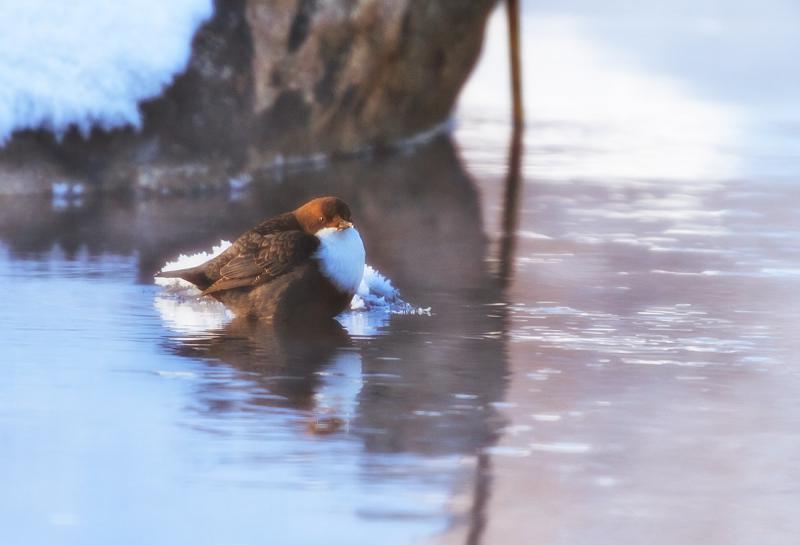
[[313, 227, 366, 295]]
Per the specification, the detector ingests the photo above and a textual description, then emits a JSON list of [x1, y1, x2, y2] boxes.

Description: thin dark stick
[[498, 0, 525, 286], [506, 0, 524, 129], [465, 452, 492, 545], [498, 125, 523, 286]]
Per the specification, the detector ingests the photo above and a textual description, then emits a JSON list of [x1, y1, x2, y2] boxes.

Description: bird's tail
[[155, 267, 190, 279], [155, 266, 212, 290]]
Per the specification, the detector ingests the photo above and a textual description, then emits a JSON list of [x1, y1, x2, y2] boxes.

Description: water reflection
[[168, 319, 351, 412], [443, 6, 800, 541], [0, 134, 509, 545], [0, 136, 490, 293]]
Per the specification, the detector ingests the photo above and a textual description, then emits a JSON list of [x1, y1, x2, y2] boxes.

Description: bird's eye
[[318, 216, 325, 223]]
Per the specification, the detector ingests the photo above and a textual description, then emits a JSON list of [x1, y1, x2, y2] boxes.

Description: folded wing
[[202, 231, 319, 295]]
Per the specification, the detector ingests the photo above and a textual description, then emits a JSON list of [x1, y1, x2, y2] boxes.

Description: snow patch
[[155, 239, 232, 291], [0, 0, 213, 143], [352, 265, 429, 315]]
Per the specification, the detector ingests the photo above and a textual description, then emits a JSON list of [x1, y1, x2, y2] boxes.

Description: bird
[[156, 196, 365, 322]]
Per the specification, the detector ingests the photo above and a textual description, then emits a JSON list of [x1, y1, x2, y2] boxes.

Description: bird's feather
[[202, 230, 319, 296]]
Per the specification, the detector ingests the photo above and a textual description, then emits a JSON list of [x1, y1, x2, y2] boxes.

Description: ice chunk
[[352, 265, 430, 314]]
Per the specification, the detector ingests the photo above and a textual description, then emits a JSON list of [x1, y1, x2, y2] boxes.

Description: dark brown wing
[[252, 212, 302, 236], [201, 230, 319, 295]]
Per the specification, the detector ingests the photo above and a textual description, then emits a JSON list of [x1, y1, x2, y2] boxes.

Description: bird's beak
[[336, 220, 353, 231]]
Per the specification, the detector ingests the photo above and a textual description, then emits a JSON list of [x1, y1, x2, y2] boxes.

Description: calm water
[[3, 122, 800, 544], [3, 6, 800, 545]]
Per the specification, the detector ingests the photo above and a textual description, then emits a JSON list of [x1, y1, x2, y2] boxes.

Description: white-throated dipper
[[156, 197, 365, 322]]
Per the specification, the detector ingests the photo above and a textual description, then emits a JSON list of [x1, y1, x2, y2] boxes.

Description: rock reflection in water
[[0, 137, 490, 295], [0, 134, 510, 544]]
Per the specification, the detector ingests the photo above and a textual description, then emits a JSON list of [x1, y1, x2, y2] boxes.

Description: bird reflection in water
[[165, 317, 357, 433], [151, 132, 521, 543], [152, 136, 511, 455], [0, 133, 516, 539]]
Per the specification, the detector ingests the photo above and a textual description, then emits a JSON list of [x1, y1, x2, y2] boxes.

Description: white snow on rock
[[0, 0, 213, 144]]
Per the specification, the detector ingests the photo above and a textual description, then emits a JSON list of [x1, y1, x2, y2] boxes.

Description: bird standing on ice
[[156, 197, 365, 322]]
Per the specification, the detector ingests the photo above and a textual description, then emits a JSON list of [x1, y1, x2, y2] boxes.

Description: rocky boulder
[[0, 0, 496, 195]]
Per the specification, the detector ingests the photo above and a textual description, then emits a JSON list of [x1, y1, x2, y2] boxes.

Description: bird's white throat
[[314, 227, 366, 294]]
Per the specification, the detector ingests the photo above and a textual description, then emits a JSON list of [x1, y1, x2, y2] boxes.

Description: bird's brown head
[[294, 196, 354, 234]]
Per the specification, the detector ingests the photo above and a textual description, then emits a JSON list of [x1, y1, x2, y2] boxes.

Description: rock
[[246, 0, 496, 159], [0, 0, 497, 195]]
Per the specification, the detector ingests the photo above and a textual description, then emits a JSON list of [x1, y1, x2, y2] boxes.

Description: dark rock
[[0, 0, 497, 195]]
